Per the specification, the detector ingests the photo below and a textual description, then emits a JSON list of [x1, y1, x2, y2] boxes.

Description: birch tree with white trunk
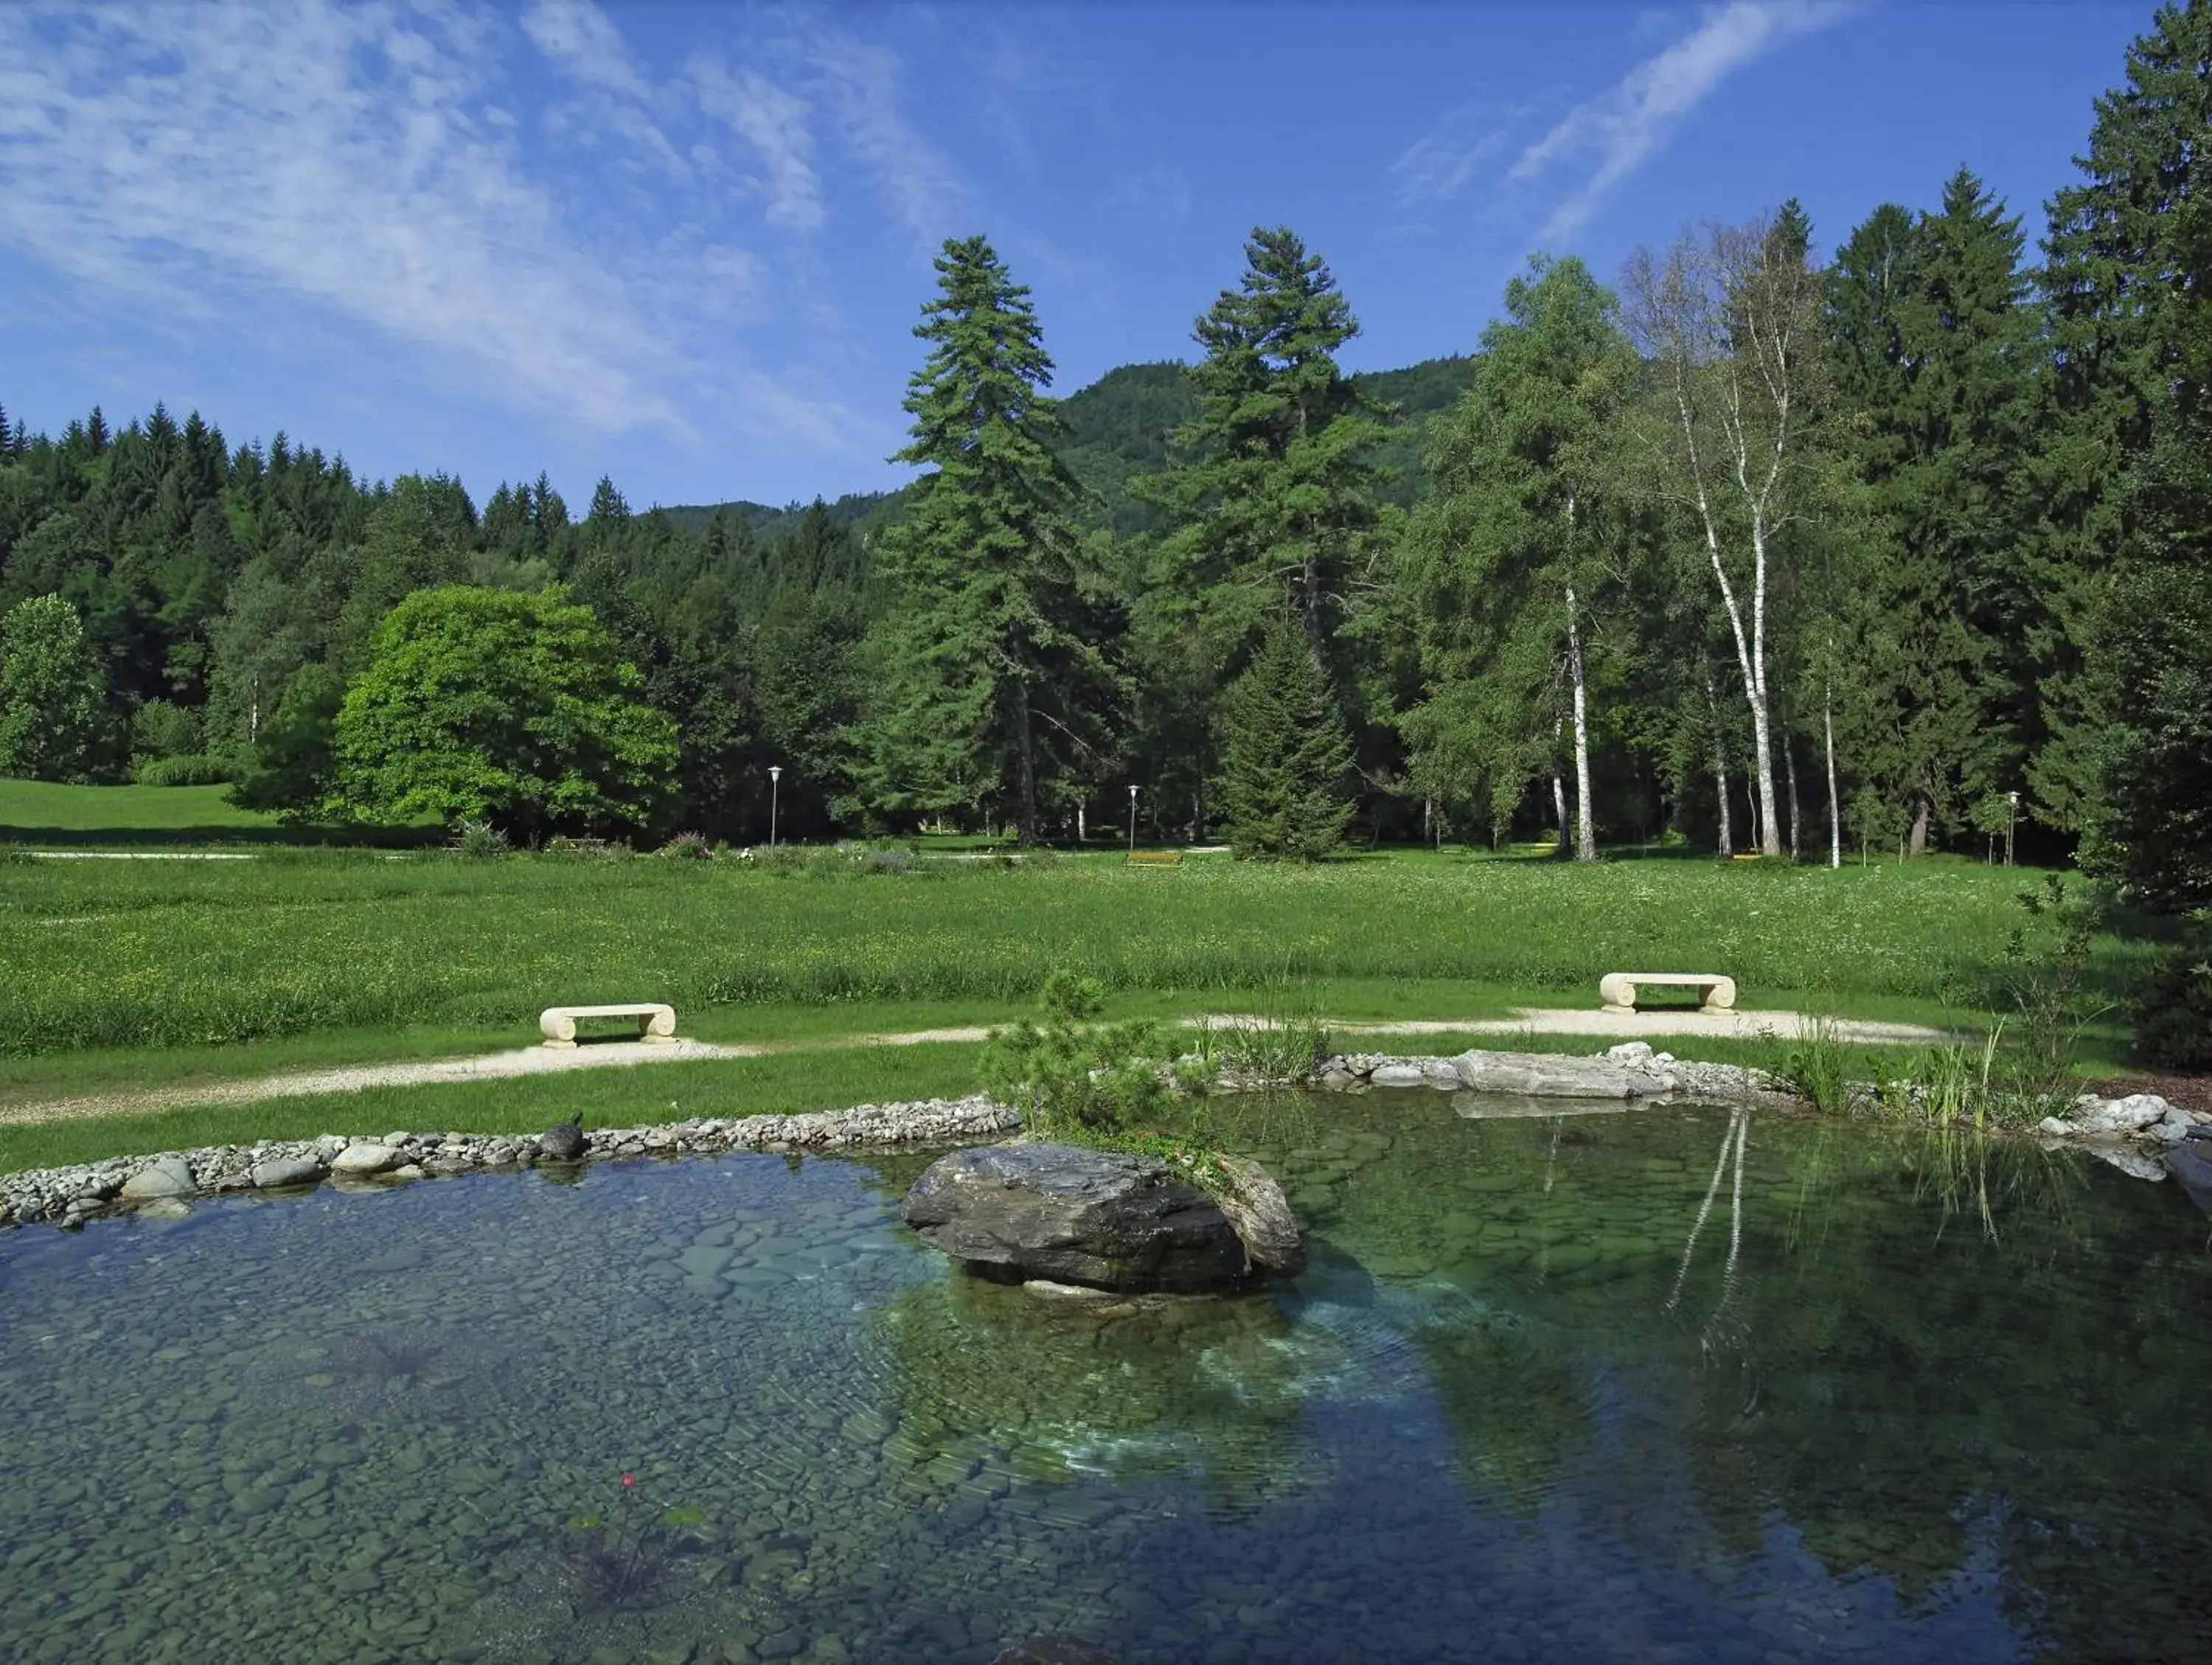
[[1621, 214, 1829, 859], [1399, 255, 1631, 861]]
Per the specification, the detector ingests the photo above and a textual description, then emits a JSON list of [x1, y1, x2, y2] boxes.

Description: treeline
[[0, 3, 2204, 915]]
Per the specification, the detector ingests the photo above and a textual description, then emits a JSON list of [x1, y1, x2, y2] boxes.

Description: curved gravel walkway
[[0, 1006, 1946, 1127]]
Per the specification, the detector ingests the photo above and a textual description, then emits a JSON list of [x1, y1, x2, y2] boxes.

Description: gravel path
[[0, 1006, 1945, 1127]]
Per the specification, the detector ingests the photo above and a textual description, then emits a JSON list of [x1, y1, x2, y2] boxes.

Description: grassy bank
[[0, 849, 2099, 1058], [0, 1041, 993, 1174]]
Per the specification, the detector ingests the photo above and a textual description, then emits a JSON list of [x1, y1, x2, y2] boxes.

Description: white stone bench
[[1599, 973, 1736, 1014], [540, 1003, 678, 1048]]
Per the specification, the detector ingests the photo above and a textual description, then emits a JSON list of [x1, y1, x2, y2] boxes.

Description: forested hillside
[[0, 2, 2204, 952]]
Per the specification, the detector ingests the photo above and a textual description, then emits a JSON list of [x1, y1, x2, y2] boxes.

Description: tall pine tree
[[855, 235, 1123, 841], [1219, 616, 1355, 861], [2040, 1, 2212, 911], [1827, 168, 2038, 853]]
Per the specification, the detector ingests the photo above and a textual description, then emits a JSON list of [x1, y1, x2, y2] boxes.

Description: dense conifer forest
[[0, 2, 2205, 928]]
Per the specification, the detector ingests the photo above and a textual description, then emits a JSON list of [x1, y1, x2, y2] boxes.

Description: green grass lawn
[[0, 847, 2096, 1059], [0, 1041, 992, 1174], [0, 779, 279, 838], [0, 813, 2139, 1172]]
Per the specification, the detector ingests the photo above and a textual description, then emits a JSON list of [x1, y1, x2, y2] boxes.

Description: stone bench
[[1125, 849, 1184, 867], [1599, 973, 1736, 1014], [540, 1003, 678, 1048]]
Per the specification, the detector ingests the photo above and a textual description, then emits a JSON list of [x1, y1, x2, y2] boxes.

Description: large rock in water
[[902, 1143, 1300, 1292]]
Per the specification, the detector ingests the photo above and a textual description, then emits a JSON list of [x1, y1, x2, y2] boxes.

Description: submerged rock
[[902, 1142, 1300, 1293], [994, 1638, 1120, 1665], [1212, 1153, 1306, 1276], [2168, 1133, 2212, 1213]]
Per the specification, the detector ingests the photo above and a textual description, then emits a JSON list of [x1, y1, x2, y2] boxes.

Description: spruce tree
[[1139, 227, 1393, 765], [1218, 616, 1354, 861], [855, 234, 1123, 841], [1827, 170, 2037, 852], [2041, 1, 2212, 911]]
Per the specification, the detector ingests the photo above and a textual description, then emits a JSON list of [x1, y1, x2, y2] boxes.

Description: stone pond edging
[[9, 1043, 2211, 1230], [0, 1095, 1020, 1231]]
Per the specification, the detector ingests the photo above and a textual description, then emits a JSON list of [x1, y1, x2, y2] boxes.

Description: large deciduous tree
[[0, 594, 110, 780], [329, 585, 678, 839], [855, 235, 1124, 841], [1400, 254, 1632, 860]]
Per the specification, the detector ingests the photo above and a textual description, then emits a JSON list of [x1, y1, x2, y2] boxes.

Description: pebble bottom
[[0, 1094, 2206, 1663]]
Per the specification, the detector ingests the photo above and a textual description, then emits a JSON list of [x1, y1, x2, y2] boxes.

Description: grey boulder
[[1450, 1049, 1672, 1099], [903, 1142, 1297, 1293], [1212, 1153, 1306, 1276], [249, 1155, 325, 1189], [119, 1155, 196, 1203], [329, 1142, 402, 1177]]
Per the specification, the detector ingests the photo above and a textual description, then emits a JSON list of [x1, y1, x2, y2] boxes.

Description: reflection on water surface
[[1, 1094, 2206, 1664]]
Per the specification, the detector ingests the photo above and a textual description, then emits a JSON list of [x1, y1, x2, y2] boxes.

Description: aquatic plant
[[557, 1473, 711, 1616]]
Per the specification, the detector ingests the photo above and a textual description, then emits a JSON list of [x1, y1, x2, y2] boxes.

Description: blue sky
[[0, 1, 2152, 512]]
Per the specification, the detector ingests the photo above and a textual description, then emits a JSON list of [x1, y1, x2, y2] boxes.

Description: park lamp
[[768, 765, 783, 849], [1127, 784, 1139, 853]]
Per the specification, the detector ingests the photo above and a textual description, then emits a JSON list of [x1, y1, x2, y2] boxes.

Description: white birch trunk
[[1708, 673, 1733, 858], [1565, 581, 1596, 863], [1824, 684, 1842, 869]]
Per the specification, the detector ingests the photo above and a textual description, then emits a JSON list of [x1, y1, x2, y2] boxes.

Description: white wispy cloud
[[1514, 1, 1854, 241], [521, 0, 650, 100], [689, 57, 825, 234], [0, 1, 885, 458], [1392, 2, 1854, 243], [807, 37, 970, 254]]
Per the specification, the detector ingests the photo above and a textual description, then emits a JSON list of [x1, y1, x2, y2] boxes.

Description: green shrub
[[133, 754, 244, 787], [2134, 917, 2212, 1068], [130, 698, 202, 761], [655, 831, 716, 861], [453, 818, 511, 859]]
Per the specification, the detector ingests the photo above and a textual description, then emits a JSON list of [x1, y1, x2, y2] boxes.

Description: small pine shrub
[[984, 970, 1177, 1139]]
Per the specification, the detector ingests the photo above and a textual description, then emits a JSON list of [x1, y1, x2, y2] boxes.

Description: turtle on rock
[[536, 1118, 587, 1162]]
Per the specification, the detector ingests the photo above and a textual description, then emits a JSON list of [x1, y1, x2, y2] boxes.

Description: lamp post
[[1127, 785, 1139, 856], [2006, 790, 2019, 868], [768, 765, 782, 849]]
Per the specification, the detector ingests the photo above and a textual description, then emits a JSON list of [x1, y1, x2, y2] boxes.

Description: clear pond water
[[2, 1094, 2208, 1665]]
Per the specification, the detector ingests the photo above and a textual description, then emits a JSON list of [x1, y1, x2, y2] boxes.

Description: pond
[[1, 1094, 2207, 1665]]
